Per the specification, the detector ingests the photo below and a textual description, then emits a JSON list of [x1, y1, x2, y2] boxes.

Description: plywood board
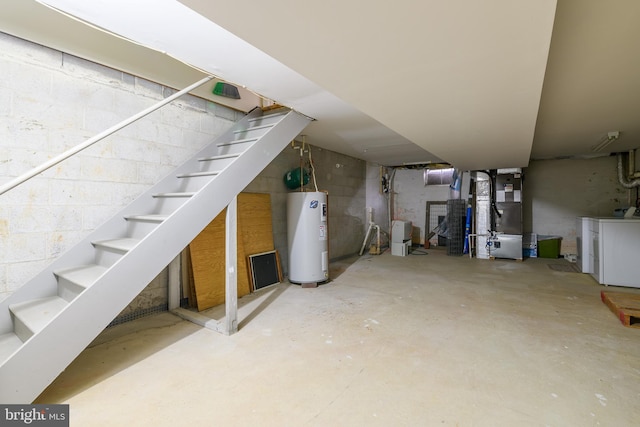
[[238, 193, 276, 254], [189, 193, 275, 311], [182, 248, 197, 308], [189, 208, 228, 311]]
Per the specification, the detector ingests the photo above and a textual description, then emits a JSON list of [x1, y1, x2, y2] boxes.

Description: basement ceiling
[[2, 1, 640, 170]]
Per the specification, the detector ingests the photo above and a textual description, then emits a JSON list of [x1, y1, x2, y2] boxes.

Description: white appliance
[[391, 220, 412, 243], [583, 217, 640, 288], [391, 241, 411, 256], [287, 192, 329, 284], [391, 220, 412, 256], [575, 217, 591, 273]]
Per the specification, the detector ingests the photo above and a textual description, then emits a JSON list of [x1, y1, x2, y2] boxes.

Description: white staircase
[[0, 107, 311, 403]]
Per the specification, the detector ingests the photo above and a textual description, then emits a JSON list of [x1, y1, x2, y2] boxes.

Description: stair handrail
[[0, 75, 214, 196]]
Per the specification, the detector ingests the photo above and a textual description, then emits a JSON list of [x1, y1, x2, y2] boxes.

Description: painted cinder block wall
[[364, 163, 391, 248], [0, 33, 371, 318], [523, 156, 632, 256], [0, 32, 240, 305], [244, 144, 368, 276], [391, 168, 451, 244]]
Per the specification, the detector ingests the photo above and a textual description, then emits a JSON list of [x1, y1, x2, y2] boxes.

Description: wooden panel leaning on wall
[[187, 192, 276, 311]]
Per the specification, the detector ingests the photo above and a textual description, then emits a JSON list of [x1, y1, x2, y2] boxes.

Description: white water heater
[[287, 191, 329, 284]]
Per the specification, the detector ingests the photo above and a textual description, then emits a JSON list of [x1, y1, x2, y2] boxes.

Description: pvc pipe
[[359, 223, 374, 256]]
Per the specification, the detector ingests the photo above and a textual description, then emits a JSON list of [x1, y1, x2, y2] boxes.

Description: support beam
[[168, 254, 181, 310], [225, 196, 238, 335], [170, 198, 240, 336], [171, 307, 225, 333]]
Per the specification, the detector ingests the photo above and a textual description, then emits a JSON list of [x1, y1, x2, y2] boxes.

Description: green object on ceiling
[[213, 82, 241, 99]]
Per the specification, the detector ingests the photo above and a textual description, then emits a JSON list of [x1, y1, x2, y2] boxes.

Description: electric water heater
[[287, 192, 328, 284]]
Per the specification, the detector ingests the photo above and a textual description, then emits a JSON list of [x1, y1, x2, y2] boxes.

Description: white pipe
[[387, 168, 396, 241], [359, 223, 374, 256], [0, 75, 214, 196], [308, 142, 319, 192]]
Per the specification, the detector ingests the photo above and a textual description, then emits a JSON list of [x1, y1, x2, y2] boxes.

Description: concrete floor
[[36, 249, 640, 426]]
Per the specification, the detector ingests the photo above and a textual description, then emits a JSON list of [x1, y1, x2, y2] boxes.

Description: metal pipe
[[387, 168, 396, 241], [0, 75, 214, 196], [617, 153, 640, 189]]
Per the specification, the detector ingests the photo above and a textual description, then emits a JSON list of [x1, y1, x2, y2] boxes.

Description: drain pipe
[[617, 153, 640, 188], [386, 168, 396, 242], [629, 149, 640, 178]]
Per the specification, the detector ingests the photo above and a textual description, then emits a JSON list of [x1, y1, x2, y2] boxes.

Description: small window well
[[424, 168, 455, 186]]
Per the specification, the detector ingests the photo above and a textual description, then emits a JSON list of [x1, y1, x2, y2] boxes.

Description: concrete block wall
[[0, 32, 241, 303], [365, 163, 391, 248], [244, 144, 367, 277], [392, 168, 451, 244], [0, 32, 372, 320], [523, 156, 630, 256]]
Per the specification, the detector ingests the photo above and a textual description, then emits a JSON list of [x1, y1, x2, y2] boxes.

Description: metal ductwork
[[617, 152, 640, 188]]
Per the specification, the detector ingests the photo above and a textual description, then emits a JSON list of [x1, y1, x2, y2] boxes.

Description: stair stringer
[[0, 107, 267, 333], [0, 108, 311, 403]]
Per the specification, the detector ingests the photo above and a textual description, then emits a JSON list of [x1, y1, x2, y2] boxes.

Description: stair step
[[248, 111, 288, 122], [198, 154, 240, 162], [55, 264, 108, 302], [217, 137, 258, 147], [10, 296, 68, 341], [54, 264, 108, 288], [92, 238, 142, 269], [152, 192, 195, 198], [124, 214, 168, 223], [92, 238, 140, 252], [177, 171, 221, 178], [233, 123, 275, 133], [0, 333, 23, 361]]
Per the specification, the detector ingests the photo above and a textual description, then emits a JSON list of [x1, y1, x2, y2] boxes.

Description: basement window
[[424, 168, 455, 186]]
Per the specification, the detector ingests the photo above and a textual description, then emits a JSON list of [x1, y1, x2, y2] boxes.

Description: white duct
[[617, 153, 640, 188]]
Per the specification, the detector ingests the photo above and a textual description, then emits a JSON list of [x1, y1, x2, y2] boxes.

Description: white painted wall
[[0, 32, 240, 303], [392, 169, 452, 244], [364, 163, 390, 248], [523, 156, 630, 256]]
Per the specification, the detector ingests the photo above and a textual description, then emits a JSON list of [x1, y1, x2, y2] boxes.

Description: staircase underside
[[0, 107, 311, 403]]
